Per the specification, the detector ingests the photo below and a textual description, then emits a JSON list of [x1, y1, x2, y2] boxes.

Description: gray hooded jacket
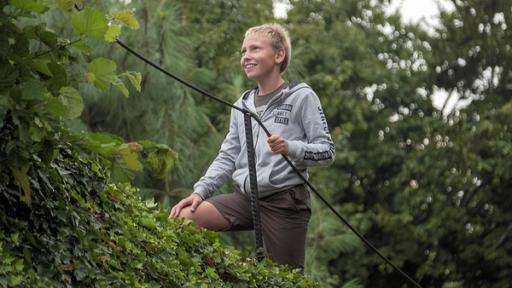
[[193, 81, 335, 199]]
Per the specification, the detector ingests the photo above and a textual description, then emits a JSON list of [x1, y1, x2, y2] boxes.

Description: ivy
[[0, 1, 315, 287]]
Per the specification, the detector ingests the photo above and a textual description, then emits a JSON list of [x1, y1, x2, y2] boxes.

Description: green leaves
[[1, 126, 315, 286], [139, 140, 177, 178], [112, 10, 140, 30], [71, 7, 138, 42], [71, 7, 108, 40], [9, 0, 49, 13], [86, 58, 116, 91], [21, 79, 47, 100], [58, 86, 83, 118], [104, 25, 121, 42], [0, 62, 18, 93], [122, 71, 142, 92], [10, 166, 32, 205], [118, 143, 143, 171], [81, 132, 174, 182], [86, 58, 142, 97], [46, 86, 83, 119]]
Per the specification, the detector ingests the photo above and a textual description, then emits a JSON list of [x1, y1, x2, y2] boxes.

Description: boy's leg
[[178, 201, 230, 231], [178, 191, 253, 231], [260, 186, 311, 269]]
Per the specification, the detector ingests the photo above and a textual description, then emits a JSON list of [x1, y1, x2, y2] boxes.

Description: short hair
[[244, 23, 291, 74]]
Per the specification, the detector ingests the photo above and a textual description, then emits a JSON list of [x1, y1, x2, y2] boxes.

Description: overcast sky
[[275, 0, 454, 27], [387, 0, 454, 28]]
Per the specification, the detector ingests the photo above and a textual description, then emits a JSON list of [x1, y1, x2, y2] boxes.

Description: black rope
[[113, 38, 423, 288], [115, 39, 246, 114], [243, 112, 265, 262]]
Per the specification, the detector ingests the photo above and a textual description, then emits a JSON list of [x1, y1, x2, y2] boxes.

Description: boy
[[170, 23, 335, 268]]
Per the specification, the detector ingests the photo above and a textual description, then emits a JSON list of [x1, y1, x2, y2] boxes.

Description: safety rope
[[243, 112, 265, 262], [114, 37, 423, 288]]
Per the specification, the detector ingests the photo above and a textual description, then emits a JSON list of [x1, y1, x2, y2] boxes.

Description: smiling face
[[240, 32, 285, 82]]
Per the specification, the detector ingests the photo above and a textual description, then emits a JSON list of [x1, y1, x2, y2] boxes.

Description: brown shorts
[[206, 185, 311, 268]]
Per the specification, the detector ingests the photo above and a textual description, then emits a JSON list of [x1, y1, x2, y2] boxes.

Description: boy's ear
[[275, 48, 286, 64]]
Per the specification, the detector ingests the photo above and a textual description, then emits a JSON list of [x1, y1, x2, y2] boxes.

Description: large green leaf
[[21, 79, 47, 100], [45, 87, 83, 119], [86, 58, 117, 91], [112, 10, 139, 30], [9, 0, 49, 13], [81, 131, 123, 156], [58, 86, 83, 118], [71, 7, 108, 40], [104, 24, 121, 42]]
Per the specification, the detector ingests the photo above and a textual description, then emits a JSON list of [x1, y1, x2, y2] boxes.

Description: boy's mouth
[[244, 63, 257, 69]]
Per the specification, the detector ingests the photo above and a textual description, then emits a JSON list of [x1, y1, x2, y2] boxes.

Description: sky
[[387, 0, 454, 26]]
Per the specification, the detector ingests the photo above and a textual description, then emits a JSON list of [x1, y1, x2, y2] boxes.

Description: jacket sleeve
[[286, 90, 335, 168], [193, 107, 240, 199]]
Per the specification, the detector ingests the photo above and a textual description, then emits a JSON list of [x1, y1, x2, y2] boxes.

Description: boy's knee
[[178, 207, 196, 221]]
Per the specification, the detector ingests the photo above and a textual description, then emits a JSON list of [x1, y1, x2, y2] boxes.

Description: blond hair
[[245, 23, 291, 74]]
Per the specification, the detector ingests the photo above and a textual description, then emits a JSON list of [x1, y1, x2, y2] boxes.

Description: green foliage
[[0, 1, 315, 287], [286, 0, 512, 287], [71, 6, 108, 40], [0, 118, 314, 287], [13, 0, 511, 287]]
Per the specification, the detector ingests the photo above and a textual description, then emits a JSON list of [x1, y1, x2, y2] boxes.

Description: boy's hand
[[169, 194, 203, 218], [267, 134, 288, 155]]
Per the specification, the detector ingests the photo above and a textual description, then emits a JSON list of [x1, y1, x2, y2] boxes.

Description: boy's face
[[240, 32, 284, 82]]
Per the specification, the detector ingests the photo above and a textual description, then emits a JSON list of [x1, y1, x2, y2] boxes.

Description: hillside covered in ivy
[[0, 1, 314, 287]]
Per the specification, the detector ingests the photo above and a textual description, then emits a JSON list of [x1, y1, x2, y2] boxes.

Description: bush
[[0, 2, 314, 287], [0, 113, 314, 287]]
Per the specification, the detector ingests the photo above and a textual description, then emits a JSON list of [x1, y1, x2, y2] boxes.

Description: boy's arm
[[286, 90, 336, 168], [193, 108, 241, 199]]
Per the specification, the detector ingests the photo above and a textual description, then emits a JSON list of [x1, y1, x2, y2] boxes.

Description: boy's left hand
[[268, 134, 288, 155]]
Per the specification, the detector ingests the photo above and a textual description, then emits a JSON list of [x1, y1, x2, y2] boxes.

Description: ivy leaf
[[86, 58, 117, 91], [71, 7, 108, 40], [11, 166, 32, 205], [9, 0, 49, 13], [140, 217, 158, 230], [21, 79, 47, 100], [0, 62, 18, 92], [31, 58, 52, 76], [105, 24, 121, 42], [122, 71, 142, 92], [112, 10, 139, 30]]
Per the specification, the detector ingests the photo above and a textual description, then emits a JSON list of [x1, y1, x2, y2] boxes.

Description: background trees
[[75, 0, 512, 287]]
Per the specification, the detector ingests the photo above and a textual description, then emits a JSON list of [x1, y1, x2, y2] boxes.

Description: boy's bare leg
[[178, 201, 230, 231]]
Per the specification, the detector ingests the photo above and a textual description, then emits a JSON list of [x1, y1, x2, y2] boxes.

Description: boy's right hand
[[169, 193, 203, 218]]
